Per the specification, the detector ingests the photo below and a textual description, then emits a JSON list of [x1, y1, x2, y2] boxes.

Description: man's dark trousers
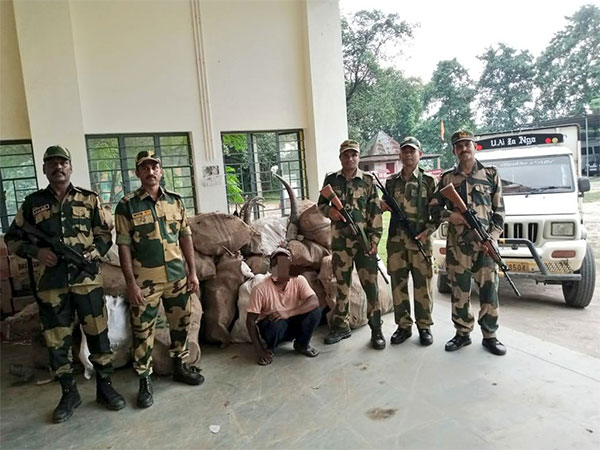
[[258, 307, 322, 350]]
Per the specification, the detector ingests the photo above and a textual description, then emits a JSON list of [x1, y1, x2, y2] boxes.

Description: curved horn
[[239, 196, 263, 224], [272, 172, 299, 240]]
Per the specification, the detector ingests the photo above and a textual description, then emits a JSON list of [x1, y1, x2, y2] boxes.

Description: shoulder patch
[[484, 165, 498, 175], [121, 191, 137, 203], [164, 189, 182, 198], [77, 187, 98, 197]]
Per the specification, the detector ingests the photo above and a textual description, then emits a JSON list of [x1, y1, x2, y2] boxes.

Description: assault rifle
[[439, 183, 521, 297], [320, 184, 389, 284], [19, 221, 99, 278], [372, 172, 431, 264]]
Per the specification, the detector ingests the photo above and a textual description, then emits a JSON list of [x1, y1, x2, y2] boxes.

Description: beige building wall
[[5, 0, 347, 211], [0, 0, 30, 140]]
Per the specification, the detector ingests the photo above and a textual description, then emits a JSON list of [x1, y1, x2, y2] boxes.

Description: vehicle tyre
[[562, 244, 596, 308], [437, 272, 451, 294]]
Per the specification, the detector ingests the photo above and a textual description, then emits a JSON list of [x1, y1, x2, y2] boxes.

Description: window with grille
[[222, 130, 307, 218], [86, 133, 197, 214], [0, 140, 38, 232]]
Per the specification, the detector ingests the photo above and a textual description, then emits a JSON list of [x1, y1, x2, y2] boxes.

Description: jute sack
[[230, 274, 268, 343], [288, 239, 330, 270], [298, 202, 331, 249], [201, 254, 246, 346], [190, 213, 257, 256]]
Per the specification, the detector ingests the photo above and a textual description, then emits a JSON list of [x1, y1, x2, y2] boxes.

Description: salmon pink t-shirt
[[247, 275, 315, 319]]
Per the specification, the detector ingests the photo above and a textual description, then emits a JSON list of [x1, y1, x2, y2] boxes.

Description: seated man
[[246, 247, 322, 365]]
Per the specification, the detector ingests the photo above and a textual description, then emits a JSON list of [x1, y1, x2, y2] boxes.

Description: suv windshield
[[484, 155, 574, 195]]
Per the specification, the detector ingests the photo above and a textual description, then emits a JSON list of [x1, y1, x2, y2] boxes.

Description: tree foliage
[[342, 5, 598, 169], [343, 10, 421, 148], [347, 68, 423, 146], [534, 4, 600, 119], [415, 59, 476, 167], [477, 44, 535, 131], [342, 10, 413, 104]]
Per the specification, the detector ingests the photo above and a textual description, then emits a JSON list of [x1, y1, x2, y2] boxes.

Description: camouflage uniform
[[430, 160, 505, 338], [318, 169, 383, 331], [4, 185, 114, 379], [115, 186, 192, 377], [386, 167, 437, 331]]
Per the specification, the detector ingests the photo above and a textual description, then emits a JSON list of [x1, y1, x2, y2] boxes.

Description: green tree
[[477, 44, 535, 132], [343, 10, 422, 146], [415, 59, 476, 167], [342, 10, 413, 104], [534, 4, 600, 119], [347, 68, 423, 145]]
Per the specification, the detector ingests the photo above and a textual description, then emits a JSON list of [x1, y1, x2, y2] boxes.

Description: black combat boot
[[390, 327, 412, 345], [482, 337, 507, 356], [52, 377, 82, 423], [445, 334, 472, 352], [369, 311, 386, 350], [370, 328, 386, 350], [323, 327, 352, 345], [96, 376, 126, 411], [418, 329, 434, 346], [137, 376, 153, 408], [173, 358, 205, 386]]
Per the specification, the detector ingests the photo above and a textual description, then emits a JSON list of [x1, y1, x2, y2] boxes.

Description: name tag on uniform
[[33, 204, 50, 216], [132, 209, 153, 226], [32, 204, 51, 223]]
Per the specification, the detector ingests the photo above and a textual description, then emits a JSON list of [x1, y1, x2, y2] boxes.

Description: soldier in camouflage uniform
[[318, 139, 386, 350], [430, 130, 507, 356], [115, 150, 204, 409], [383, 137, 438, 347], [4, 145, 125, 423]]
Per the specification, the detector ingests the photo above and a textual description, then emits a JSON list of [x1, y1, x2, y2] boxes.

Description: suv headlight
[[551, 222, 575, 237]]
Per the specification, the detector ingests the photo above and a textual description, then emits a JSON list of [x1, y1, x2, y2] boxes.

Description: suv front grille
[[503, 222, 539, 243]]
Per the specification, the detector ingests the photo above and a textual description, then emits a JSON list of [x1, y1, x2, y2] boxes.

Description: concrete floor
[[1, 300, 599, 449]]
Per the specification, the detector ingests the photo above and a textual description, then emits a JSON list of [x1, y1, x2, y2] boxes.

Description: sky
[[339, 0, 600, 82]]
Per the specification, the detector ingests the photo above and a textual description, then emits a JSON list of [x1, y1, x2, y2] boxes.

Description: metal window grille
[[0, 140, 38, 232], [222, 130, 307, 219], [86, 133, 197, 214]]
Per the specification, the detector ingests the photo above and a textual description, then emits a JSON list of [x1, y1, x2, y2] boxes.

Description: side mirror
[[578, 177, 590, 193]]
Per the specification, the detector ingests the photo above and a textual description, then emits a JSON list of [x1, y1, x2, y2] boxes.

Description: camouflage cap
[[399, 136, 422, 151], [451, 129, 475, 146], [136, 149, 161, 166], [43, 145, 71, 161], [339, 139, 360, 154]]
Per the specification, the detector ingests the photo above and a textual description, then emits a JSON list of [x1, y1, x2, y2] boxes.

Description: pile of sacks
[[2, 192, 393, 373]]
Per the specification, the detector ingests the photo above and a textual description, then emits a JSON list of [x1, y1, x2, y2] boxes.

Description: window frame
[[85, 132, 197, 214], [221, 129, 307, 218], [0, 139, 39, 232]]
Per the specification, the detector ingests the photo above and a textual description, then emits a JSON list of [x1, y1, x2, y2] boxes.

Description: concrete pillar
[[303, 0, 348, 200], [12, 0, 89, 188]]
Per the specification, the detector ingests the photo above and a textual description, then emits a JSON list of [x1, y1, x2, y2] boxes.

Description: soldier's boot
[[445, 334, 472, 352], [482, 338, 507, 356], [323, 327, 352, 345], [391, 327, 412, 345], [137, 376, 153, 409], [52, 377, 82, 423], [369, 311, 386, 350], [96, 377, 126, 411], [418, 329, 434, 346], [173, 358, 205, 386]]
